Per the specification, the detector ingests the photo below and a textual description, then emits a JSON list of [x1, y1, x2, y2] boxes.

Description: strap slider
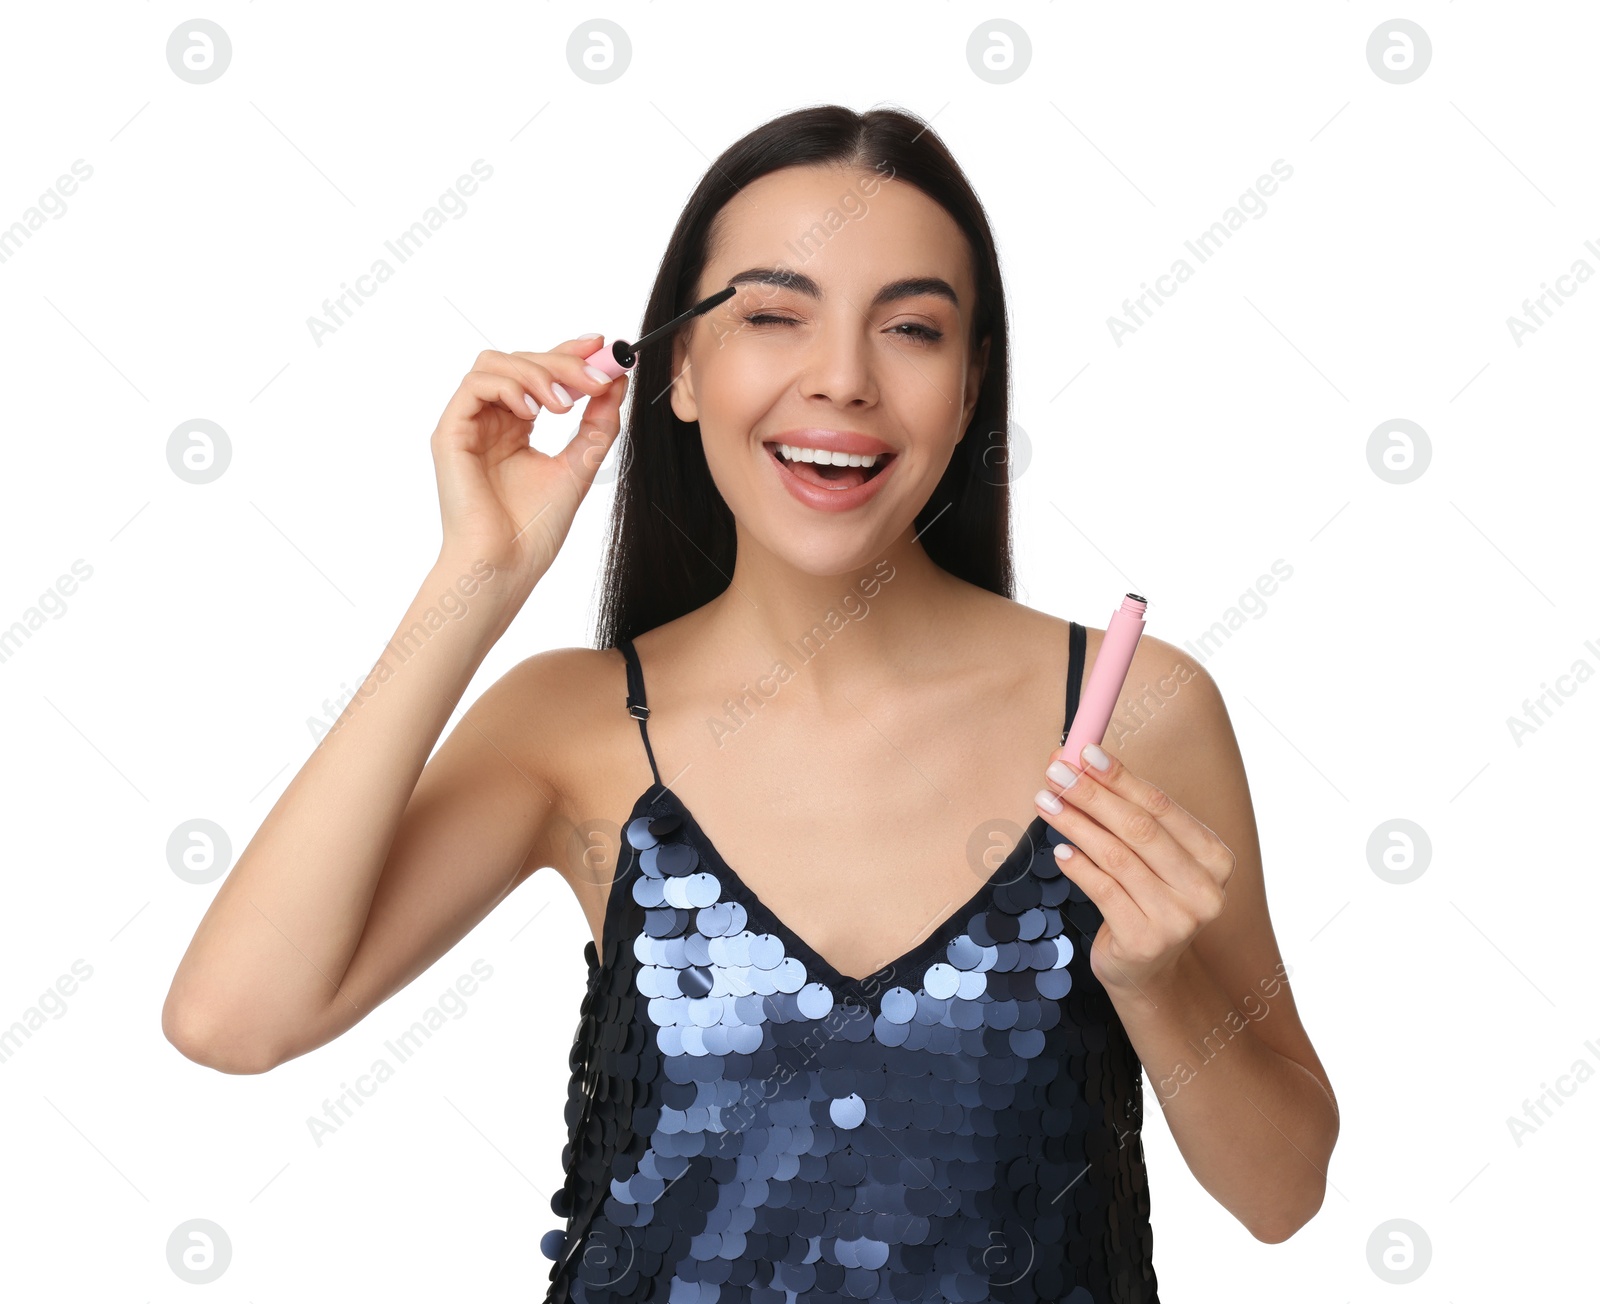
[[627, 702, 651, 721]]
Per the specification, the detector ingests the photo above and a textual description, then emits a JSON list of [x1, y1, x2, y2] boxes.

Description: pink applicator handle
[[578, 345, 632, 381], [1060, 593, 1148, 767]]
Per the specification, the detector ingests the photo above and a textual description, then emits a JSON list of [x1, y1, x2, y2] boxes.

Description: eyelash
[[743, 313, 943, 344]]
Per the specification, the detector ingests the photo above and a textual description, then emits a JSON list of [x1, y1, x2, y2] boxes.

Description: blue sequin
[[541, 626, 1157, 1303]]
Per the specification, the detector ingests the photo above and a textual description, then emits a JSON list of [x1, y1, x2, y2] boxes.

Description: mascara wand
[[578, 285, 737, 380]]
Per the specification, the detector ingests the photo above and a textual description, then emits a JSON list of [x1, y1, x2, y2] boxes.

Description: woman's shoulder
[[476, 643, 648, 881], [491, 642, 627, 720], [481, 643, 636, 790]]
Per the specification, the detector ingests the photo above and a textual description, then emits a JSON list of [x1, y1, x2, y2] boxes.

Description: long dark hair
[[593, 104, 1014, 649]]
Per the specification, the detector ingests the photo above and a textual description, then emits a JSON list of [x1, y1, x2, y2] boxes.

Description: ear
[[669, 336, 698, 424], [956, 334, 991, 445]]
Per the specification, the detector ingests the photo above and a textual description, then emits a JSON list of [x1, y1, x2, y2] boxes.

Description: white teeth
[[776, 443, 884, 467]]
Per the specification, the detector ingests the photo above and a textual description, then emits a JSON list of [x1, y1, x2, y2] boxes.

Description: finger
[[472, 350, 588, 415], [507, 346, 620, 407], [1037, 792, 1180, 920], [442, 369, 538, 434], [1044, 752, 1210, 899], [1057, 743, 1233, 889], [545, 333, 609, 357], [1051, 840, 1147, 936], [559, 373, 628, 486]]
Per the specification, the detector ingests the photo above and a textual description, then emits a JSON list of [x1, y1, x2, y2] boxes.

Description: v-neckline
[[619, 781, 1062, 993]]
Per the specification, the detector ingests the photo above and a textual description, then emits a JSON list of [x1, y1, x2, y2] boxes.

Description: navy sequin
[[542, 622, 1158, 1302]]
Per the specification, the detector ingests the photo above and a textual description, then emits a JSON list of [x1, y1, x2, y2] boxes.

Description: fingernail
[[551, 383, 575, 407], [1035, 788, 1064, 814], [1054, 842, 1074, 861], [523, 392, 539, 417], [1046, 761, 1077, 788], [1083, 743, 1110, 772], [582, 365, 613, 384], [577, 332, 602, 341]]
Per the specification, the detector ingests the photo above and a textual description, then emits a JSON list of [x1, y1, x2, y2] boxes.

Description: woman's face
[[671, 163, 989, 568]]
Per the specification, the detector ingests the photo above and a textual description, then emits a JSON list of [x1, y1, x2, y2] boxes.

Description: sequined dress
[[541, 622, 1158, 1302]]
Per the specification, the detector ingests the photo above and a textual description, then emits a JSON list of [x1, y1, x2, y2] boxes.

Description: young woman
[[164, 105, 1338, 1302]]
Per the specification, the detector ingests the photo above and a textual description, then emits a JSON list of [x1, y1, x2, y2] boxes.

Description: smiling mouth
[[764, 442, 895, 491]]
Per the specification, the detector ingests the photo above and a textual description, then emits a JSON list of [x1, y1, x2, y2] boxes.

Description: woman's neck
[[690, 530, 989, 706]]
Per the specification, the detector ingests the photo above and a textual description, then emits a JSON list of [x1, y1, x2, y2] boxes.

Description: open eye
[[889, 322, 943, 343]]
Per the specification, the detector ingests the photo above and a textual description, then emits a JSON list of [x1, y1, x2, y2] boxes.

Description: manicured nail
[[1035, 788, 1064, 814], [1054, 842, 1074, 861], [551, 383, 575, 407], [582, 365, 613, 385], [1046, 761, 1077, 788], [1083, 743, 1110, 772], [577, 332, 602, 341], [523, 392, 539, 417]]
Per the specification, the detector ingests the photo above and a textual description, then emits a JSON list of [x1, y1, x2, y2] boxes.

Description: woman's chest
[[587, 697, 1067, 985]]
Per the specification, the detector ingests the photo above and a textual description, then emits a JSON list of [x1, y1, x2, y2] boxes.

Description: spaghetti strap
[[616, 637, 663, 787], [1062, 619, 1086, 745], [623, 626, 1081, 780]]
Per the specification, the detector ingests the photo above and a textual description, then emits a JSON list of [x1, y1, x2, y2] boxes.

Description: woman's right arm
[[161, 338, 630, 1074]]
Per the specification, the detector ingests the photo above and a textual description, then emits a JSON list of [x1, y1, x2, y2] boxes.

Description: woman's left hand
[[1035, 742, 1236, 996]]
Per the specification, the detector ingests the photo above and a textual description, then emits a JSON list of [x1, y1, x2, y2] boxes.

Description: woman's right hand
[[428, 336, 630, 585]]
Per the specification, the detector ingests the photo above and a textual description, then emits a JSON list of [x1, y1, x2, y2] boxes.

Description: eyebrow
[[725, 267, 960, 310]]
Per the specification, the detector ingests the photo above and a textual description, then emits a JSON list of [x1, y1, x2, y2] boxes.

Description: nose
[[796, 310, 878, 408]]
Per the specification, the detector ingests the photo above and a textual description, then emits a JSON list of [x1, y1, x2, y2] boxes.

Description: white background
[[1, 2, 1593, 1299]]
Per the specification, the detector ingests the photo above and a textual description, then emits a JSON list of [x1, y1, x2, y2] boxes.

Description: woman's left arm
[[1034, 640, 1339, 1243]]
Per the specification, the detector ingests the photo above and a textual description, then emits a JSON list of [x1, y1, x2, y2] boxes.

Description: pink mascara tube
[[576, 285, 736, 382], [1060, 593, 1148, 767]]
